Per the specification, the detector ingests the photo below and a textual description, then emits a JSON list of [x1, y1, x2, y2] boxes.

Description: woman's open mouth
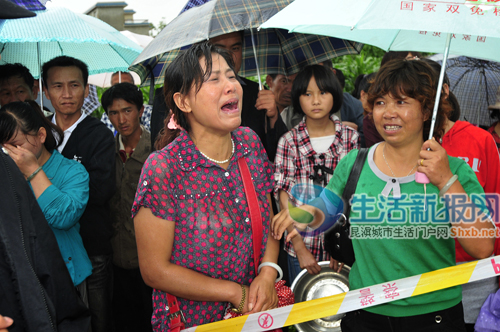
[[221, 99, 239, 114]]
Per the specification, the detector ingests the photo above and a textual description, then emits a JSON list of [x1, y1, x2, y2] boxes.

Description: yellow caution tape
[[182, 255, 500, 332]]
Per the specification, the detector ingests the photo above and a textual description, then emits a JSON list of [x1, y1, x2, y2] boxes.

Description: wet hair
[[420, 58, 461, 122], [0, 101, 63, 151], [155, 42, 236, 150], [42, 56, 89, 88], [0, 63, 35, 89], [367, 59, 452, 140], [380, 51, 422, 67], [110, 71, 134, 85], [291, 64, 344, 117], [101, 83, 143, 114]]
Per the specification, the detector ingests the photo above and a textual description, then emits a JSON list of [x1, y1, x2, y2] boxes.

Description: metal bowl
[[290, 261, 350, 332]]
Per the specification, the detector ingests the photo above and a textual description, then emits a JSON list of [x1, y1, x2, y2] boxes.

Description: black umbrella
[[0, 0, 36, 19]]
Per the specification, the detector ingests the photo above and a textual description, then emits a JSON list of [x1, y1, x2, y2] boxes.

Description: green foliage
[[150, 17, 168, 37], [332, 53, 381, 93]]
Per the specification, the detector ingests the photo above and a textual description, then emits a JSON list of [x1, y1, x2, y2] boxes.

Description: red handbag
[[222, 158, 294, 330]]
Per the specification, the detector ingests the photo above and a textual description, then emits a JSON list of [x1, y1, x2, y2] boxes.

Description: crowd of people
[[1, 28, 500, 332]]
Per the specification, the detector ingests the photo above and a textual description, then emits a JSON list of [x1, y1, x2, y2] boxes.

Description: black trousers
[[341, 302, 466, 332], [112, 265, 153, 332]]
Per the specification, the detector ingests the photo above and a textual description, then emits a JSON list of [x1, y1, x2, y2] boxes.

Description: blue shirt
[[34, 150, 92, 286]]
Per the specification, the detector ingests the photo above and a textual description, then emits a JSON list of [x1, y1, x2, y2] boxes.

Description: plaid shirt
[[101, 104, 152, 134], [82, 85, 100, 116], [274, 114, 359, 260]]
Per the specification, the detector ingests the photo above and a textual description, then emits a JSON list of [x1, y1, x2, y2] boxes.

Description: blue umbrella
[[0, 7, 142, 109], [0, 7, 142, 78]]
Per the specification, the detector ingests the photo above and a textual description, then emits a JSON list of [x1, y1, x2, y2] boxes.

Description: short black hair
[[101, 82, 143, 114], [0, 63, 35, 89], [380, 51, 422, 67], [320, 59, 333, 69], [111, 71, 134, 85], [353, 72, 377, 100], [42, 56, 89, 87], [291, 64, 343, 117]]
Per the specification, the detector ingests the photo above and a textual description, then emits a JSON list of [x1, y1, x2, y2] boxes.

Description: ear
[[265, 75, 274, 88], [360, 90, 367, 101], [138, 105, 144, 118], [442, 83, 450, 99], [37, 127, 47, 145], [84, 84, 89, 99], [43, 86, 50, 101], [173, 92, 192, 114], [32, 80, 39, 100]]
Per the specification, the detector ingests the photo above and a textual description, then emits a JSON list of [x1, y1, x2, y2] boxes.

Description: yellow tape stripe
[[183, 257, 499, 332], [284, 292, 346, 326], [412, 260, 478, 297]]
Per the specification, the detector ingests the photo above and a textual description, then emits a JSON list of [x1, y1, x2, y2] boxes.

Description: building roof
[[124, 9, 135, 14], [124, 21, 150, 27], [84, 2, 128, 14]]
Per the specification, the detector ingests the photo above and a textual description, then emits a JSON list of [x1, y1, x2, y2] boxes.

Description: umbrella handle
[[415, 172, 430, 184]]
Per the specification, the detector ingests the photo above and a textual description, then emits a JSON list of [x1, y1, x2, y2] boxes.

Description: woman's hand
[[329, 257, 344, 273], [245, 269, 278, 314], [230, 284, 251, 314], [296, 247, 321, 275], [3, 144, 39, 178], [271, 209, 303, 242], [418, 138, 454, 190]]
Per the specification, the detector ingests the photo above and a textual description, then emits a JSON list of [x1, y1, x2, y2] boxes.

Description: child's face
[[299, 76, 334, 121]]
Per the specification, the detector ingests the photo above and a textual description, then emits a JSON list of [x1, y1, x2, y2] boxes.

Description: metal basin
[[290, 261, 350, 332]]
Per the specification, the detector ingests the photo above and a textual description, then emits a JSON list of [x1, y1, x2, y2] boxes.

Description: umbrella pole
[[250, 28, 268, 132], [415, 33, 452, 186], [249, 28, 262, 91], [428, 33, 452, 140], [37, 42, 43, 110]]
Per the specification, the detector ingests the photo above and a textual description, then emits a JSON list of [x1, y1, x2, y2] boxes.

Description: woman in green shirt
[[272, 59, 495, 331]]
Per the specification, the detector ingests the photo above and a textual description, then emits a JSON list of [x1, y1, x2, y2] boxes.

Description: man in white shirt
[[43, 55, 115, 332]]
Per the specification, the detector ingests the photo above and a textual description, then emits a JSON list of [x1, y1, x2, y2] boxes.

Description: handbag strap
[[238, 157, 263, 275], [166, 292, 185, 332], [343, 148, 369, 219]]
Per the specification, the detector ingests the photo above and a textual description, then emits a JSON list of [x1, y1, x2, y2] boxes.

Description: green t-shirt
[[325, 143, 484, 317]]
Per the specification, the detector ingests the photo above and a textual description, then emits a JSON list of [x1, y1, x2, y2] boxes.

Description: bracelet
[[258, 262, 283, 282], [27, 166, 43, 182], [439, 174, 458, 197], [231, 284, 246, 313]]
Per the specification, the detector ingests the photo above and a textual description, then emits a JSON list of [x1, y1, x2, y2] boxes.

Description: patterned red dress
[[131, 127, 274, 331]]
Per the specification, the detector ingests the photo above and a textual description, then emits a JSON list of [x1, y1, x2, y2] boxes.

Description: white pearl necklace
[[199, 139, 235, 164]]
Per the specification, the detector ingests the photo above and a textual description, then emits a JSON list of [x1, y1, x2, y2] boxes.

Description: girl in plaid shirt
[[274, 65, 359, 283]]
